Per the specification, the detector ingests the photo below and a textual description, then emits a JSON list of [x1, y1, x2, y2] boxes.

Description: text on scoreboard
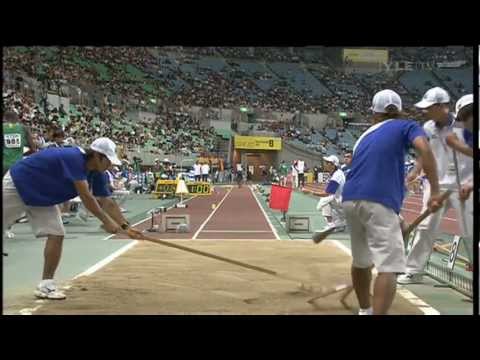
[[153, 180, 212, 197], [234, 136, 282, 150]]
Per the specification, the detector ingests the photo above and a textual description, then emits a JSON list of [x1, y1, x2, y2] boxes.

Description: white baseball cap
[[323, 155, 340, 167], [455, 94, 473, 118], [90, 137, 122, 166], [370, 90, 402, 113], [415, 87, 450, 109]]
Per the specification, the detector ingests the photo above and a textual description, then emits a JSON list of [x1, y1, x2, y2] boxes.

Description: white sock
[[39, 279, 54, 287], [359, 307, 373, 315]]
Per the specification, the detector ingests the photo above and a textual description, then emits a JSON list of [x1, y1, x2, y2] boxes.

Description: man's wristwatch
[[121, 223, 129, 230]]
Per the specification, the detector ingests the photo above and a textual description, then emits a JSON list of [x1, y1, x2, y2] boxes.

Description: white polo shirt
[[291, 164, 298, 176], [423, 115, 456, 189], [296, 160, 305, 174], [450, 126, 473, 184], [327, 168, 345, 202], [193, 164, 201, 176], [201, 164, 210, 175]]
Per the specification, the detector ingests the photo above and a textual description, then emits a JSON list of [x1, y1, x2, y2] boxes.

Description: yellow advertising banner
[[234, 136, 282, 150], [343, 48, 389, 64]]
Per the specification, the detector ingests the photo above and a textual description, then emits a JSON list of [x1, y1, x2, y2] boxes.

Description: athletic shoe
[[78, 212, 89, 222], [17, 217, 28, 224], [5, 231, 15, 239], [34, 280, 66, 300], [358, 307, 373, 315], [397, 273, 424, 285], [120, 208, 128, 213], [312, 226, 336, 244], [333, 226, 346, 233], [62, 218, 70, 225]]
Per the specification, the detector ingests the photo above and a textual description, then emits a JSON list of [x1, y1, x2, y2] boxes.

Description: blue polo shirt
[[87, 171, 112, 197], [10, 147, 88, 206], [342, 119, 426, 214]]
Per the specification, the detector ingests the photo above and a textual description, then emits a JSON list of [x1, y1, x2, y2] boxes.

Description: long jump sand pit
[[34, 240, 423, 315]]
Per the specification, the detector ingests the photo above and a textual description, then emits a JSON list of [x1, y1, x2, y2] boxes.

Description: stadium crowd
[[3, 46, 473, 163]]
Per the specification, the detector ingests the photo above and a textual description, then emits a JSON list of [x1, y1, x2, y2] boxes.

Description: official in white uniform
[[291, 160, 299, 189], [398, 88, 473, 284], [193, 161, 202, 182], [201, 162, 210, 182], [312, 155, 346, 239], [296, 160, 306, 188]]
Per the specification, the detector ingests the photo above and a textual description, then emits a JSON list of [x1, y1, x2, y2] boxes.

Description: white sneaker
[[5, 231, 15, 239], [333, 226, 346, 233], [397, 273, 424, 285], [120, 208, 128, 213], [34, 280, 66, 300], [358, 307, 373, 315]]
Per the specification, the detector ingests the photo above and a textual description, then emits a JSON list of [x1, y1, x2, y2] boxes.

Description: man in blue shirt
[[3, 137, 143, 300], [342, 90, 444, 315]]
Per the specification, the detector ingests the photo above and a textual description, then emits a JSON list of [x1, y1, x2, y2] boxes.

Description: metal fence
[[425, 259, 473, 299]]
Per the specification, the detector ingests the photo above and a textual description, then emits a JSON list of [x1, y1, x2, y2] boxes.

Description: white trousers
[[405, 182, 473, 274], [317, 195, 346, 228]]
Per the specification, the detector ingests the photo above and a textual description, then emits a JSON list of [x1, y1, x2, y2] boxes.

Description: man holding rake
[[341, 90, 444, 315]]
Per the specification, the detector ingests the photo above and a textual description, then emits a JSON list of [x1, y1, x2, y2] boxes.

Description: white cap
[[90, 137, 122, 166], [455, 94, 473, 118], [323, 155, 340, 167], [370, 90, 402, 113], [415, 87, 450, 109]]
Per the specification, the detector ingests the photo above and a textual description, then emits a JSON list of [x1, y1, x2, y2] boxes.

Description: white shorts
[[343, 200, 406, 274], [3, 171, 65, 238]]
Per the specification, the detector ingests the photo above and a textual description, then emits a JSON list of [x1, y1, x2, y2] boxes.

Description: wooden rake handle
[[402, 190, 452, 239], [130, 231, 311, 288], [307, 284, 353, 304]]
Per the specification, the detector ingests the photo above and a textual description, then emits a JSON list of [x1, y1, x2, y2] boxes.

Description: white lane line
[[201, 230, 272, 233], [73, 241, 139, 279], [250, 186, 280, 240], [192, 187, 233, 240], [328, 239, 441, 315], [401, 208, 458, 222], [18, 306, 42, 315], [157, 238, 277, 242]]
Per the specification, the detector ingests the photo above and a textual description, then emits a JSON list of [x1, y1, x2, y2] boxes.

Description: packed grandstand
[[3, 46, 473, 176]]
